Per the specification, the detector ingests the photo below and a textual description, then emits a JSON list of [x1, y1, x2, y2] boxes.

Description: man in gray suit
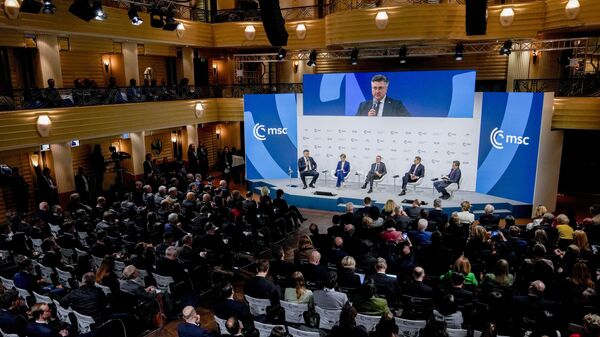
[[355, 74, 410, 117], [361, 154, 387, 193], [120, 265, 157, 301], [313, 271, 348, 310]]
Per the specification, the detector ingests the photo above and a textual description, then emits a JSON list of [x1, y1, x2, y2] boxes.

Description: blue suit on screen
[[334, 160, 351, 187]]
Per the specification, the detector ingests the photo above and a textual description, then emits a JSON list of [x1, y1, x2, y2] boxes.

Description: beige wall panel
[[7, 48, 24, 90], [60, 51, 106, 87], [552, 97, 600, 130], [545, 0, 600, 32], [144, 131, 174, 162], [68, 36, 115, 53], [212, 20, 325, 49], [0, 29, 27, 47], [138, 55, 169, 83], [479, 2, 546, 41], [143, 44, 178, 57]]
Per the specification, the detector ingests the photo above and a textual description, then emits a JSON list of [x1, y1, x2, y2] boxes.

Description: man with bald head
[[177, 306, 211, 337], [512, 280, 557, 331], [301, 250, 327, 287], [327, 237, 348, 267]]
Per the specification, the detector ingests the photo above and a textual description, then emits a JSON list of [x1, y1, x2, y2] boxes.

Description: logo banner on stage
[[303, 70, 476, 118], [244, 94, 298, 179], [476, 92, 543, 203]]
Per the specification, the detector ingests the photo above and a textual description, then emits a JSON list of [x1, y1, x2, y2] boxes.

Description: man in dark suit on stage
[[361, 154, 387, 193], [433, 160, 462, 200], [399, 156, 425, 196], [298, 149, 319, 189], [356, 74, 410, 117]]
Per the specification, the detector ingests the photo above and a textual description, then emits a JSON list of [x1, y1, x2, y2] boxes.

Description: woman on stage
[[334, 153, 351, 188]]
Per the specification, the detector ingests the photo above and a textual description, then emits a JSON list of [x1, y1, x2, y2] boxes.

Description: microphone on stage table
[[431, 178, 439, 181]]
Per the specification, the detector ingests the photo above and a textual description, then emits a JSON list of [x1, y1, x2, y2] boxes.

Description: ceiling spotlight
[[176, 22, 185, 30], [500, 40, 512, 56], [128, 5, 143, 25], [307, 50, 317, 67], [42, 0, 55, 13], [91, 0, 106, 20], [398, 45, 408, 64], [150, 7, 164, 28], [163, 13, 179, 31], [20, 0, 43, 14], [350, 48, 359, 65], [277, 48, 287, 61], [455, 43, 464, 61]]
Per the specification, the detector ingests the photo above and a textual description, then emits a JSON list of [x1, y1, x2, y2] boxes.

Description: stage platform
[[248, 178, 533, 219]]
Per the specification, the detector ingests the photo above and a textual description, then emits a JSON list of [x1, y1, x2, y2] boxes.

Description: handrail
[[0, 83, 304, 111], [513, 78, 600, 97]]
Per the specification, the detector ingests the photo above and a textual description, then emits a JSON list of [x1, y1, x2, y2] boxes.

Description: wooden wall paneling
[[60, 51, 106, 87], [198, 123, 218, 169], [552, 97, 600, 130], [145, 131, 174, 162], [7, 48, 24, 90], [545, 0, 600, 32], [68, 36, 115, 53], [0, 29, 26, 48], [478, 2, 546, 41], [138, 55, 169, 83], [143, 44, 177, 57]]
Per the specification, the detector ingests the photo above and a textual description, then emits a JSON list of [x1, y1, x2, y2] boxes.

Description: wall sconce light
[[102, 57, 110, 73], [565, 0, 580, 19], [244, 25, 256, 41], [532, 50, 538, 64], [375, 11, 388, 29], [215, 127, 221, 139], [36, 115, 52, 137], [293, 61, 299, 73], [296, 23, 306, 40], [3, 0, 20, 20], [499, 7, 515, 26], [212, 63, 217, 76], [195, 102, 204, 119], [171, 131, 178, 143], [31, 153, 40, 168]]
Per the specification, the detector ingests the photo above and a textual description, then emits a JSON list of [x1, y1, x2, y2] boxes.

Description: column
[[122, 42, 139, 84], [50, 143, 75, 193], [130, 131, 146, 177], [36, 34, 63, 87], [181, 47, 195, 85]]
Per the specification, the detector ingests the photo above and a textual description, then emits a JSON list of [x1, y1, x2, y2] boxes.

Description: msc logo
[[490, 128, 530, 149], [252, 123, 288, 141]]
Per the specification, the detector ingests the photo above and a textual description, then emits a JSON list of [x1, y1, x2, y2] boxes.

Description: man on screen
[[433, 160, 462, 200], [298, 149, 319, 189], [355, 74, 410, 117], [399, 156, 425, 196], [361, 154, 387, 193]]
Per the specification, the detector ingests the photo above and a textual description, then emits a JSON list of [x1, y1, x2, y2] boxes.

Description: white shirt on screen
[[376, 95, 387, 117]]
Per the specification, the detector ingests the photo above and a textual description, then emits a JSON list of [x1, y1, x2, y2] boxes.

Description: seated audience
[[284, 271, 313, 304], [313, 271, 348, 309]]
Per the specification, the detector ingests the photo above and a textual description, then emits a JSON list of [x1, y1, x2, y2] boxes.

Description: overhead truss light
[[455, 43, 464, 61], [69, 0, 105, 21], [398, 45, 408, 64], [499, 40, 513, 56], [128, 5, 143, 25], [42, 0, 56, 14], [20, 0, 43, 14], [150, 6, 164, 28], [277, 48, 287, 61], [307, 50, 317, 67], [350, 48, 359, 65]]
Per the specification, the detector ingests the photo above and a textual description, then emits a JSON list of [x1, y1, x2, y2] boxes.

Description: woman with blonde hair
[[382, 199, 396, 217], [284, 271, 313, 304], [457, 201, 475, 224], [441, 255, 478, 286], [573, 230, 594, 262], [338, 256, 361, 289]]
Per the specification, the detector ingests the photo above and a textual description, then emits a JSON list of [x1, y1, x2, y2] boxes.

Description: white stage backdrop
[[296, 94, 482, 191]]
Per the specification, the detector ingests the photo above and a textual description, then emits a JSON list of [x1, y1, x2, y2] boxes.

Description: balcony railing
[[0, 83, 304, 111], [513, 78, 600, 97]]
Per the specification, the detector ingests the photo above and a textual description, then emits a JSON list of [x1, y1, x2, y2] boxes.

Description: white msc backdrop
[[296, 94, 483, 191]]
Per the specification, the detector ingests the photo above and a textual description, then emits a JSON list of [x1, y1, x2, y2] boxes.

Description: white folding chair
[[91, 256, 103, 270], [373, 174, 386, 190], [315, 306, 341, 330], [31, 238, 44, 253], [445, 176, 463, 198], [113, 260, 126, 278], [95, 283, 111, 295], [55, 268, 74, 289], [244, 295, 271, 316], [33, 291, 52, 304], [356, 313, 381, 332], [137, 269, 148, 280], [0, 328, 20, 337], [151, 273, 174, 294], [287, 326, 320, 337], [330, 169, 351, 187], [407, 177, 424, 191], [0, 250, 11, 264], [60, 247, 75, 265], [254, 321, 284, 337], [214, 316, 228, 335], [447, 329, 468, 337], [473, 331, 481, 337], [0, 276, 15, 290], [75, 248, 88, 258], [279, 300, 308, 324], [37, 263, 54, 284], [77, 232, 89, 247], [73, 310, 95, 334], [49, 224, 61, 237], [53, 299, 71, 324], [14, 287, 31, 302], [395, 318, 426, 337]]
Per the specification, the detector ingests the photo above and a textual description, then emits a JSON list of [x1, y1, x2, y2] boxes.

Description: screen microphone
[[372, 101, 378, 110]]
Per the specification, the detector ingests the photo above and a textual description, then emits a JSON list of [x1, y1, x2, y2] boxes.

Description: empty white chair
[[395, 318, 426, 337], [113, 260, 126, 278], [73, 310, 95, 334], [447, 329, 468, 337], [49, 224, 61, 237], [14, 287, 30, 301], [91, 256, 103, 270], [214, 316, 228, 335], [356, 313, 381, 332], [31, 238, 44, 253], [406, 177, 424, 191], [151, 273, 174, 294], [244, 295, 271, 316], [315, 306, 341, 330], [137, 269, 148, 280], [0, 328, 20, 337], [60, 248, 75, 265], [37, 263, 54, 284], [279, 300, 308, 324], [0, 276, 15, 290], [53, 299, 71, 324], [32, 291, 52, 304], [287, 326, 320, 337], [254, 321, 284, 337], [55, 268, 74, 289], [95, 283, 111, 295]]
